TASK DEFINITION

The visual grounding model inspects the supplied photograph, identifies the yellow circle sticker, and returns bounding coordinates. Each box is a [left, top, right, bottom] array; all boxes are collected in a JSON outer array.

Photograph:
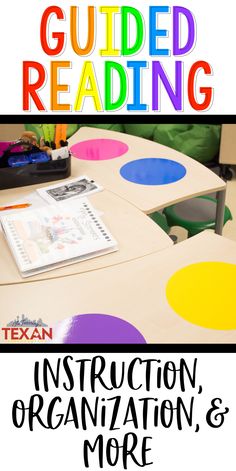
[[166, 262, 236, 330]]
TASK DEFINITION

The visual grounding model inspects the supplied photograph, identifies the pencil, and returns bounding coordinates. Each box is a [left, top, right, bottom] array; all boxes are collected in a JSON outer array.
[[0, 203, 31, 211]]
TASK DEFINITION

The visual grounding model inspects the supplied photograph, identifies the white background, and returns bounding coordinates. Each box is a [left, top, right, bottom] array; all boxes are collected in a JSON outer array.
[[0, 352, 235, 470], [0, 0, 235, 114]]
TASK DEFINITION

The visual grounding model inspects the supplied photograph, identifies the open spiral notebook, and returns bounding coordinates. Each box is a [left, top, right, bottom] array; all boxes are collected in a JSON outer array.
[[0, 198, 118, 277]]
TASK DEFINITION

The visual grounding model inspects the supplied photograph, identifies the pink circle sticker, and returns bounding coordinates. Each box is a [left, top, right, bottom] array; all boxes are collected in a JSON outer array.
[[70, 138, 129, 161]]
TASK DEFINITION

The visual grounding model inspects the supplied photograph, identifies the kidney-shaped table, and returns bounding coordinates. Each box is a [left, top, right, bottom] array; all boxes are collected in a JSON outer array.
[[0, 128, 233, 344], [0, 232, 236, 343], [69, 127, 226, 234]]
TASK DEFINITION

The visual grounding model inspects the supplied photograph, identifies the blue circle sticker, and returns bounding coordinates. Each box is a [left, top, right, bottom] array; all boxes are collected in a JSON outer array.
[[120, 158, 187, 185]]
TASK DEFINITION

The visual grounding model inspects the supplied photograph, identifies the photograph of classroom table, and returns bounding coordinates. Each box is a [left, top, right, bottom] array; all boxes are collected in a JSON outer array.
[[0, 123, 235, 343], [69, 127, 226, 233]]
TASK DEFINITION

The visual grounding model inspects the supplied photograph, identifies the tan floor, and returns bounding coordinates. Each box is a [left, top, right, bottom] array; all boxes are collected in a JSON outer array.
[[170, 166, 236, 243]]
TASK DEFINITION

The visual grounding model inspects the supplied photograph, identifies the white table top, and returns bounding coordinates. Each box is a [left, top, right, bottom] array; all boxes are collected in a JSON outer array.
[[68, 127, 226, 214], [1, 232, 236, 343]]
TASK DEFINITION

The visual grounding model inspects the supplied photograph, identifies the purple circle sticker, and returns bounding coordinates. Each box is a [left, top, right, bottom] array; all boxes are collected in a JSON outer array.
[[52, 313, 146, 344], [70, 139, 129, 161]]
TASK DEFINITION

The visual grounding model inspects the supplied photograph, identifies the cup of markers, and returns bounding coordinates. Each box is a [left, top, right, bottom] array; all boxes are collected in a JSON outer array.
[[0, 138, 71, 190]]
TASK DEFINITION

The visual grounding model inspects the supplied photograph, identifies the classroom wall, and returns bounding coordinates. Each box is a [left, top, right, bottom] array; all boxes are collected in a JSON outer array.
[[219, 124, 236, 165], [0, 124, 24, 140]]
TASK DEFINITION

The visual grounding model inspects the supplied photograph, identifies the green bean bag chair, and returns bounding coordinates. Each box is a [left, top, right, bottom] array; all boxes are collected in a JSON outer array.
[[153, 124, 221, 164], [25, 123, 221, 164], [123, 124, 221, 164]]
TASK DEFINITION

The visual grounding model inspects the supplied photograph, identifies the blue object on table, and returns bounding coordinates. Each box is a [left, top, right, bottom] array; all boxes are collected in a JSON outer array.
[[8, 155, 31, 167], [8, 151, 50, 167], [120, 158, 187, 185], [30, 152, 50, 163]]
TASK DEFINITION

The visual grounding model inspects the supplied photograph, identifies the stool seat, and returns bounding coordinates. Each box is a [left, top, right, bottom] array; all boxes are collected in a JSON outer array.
[[149, 211, 170, 234], [163, 196, 232, 237]]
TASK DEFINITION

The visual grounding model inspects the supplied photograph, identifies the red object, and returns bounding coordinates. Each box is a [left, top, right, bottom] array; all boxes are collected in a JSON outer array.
[[0, 203, 31, 211]]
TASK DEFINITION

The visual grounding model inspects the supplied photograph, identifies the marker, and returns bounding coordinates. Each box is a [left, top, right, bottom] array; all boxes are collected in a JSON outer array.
[[55, 124, 68, 149], [0, 203, 31, 211]]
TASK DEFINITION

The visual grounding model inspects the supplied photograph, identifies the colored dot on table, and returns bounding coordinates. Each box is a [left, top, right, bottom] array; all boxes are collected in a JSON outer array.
[[70, 139, 129, 161], [166, 262, 236, 330], [120, 158, 186, 185], [52, 313, 146, 344]]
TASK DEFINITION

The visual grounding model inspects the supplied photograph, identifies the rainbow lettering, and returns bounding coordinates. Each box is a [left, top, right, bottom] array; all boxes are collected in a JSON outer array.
[[22, 5, 213, 112]]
